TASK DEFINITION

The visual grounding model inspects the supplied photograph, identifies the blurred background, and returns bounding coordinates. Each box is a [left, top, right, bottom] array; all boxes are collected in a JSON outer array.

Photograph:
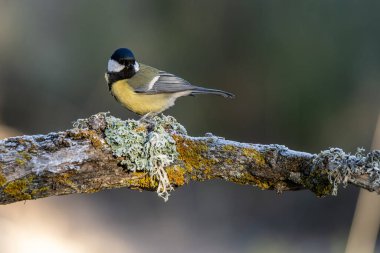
[[0, 1, 379, 252]]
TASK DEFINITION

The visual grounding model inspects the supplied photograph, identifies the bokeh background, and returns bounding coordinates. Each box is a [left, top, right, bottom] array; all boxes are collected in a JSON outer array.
[[0, 1, 379, 252]]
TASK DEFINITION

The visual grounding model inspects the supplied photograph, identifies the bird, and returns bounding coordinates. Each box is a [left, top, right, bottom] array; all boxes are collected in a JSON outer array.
[[105, 48, 235, 120]]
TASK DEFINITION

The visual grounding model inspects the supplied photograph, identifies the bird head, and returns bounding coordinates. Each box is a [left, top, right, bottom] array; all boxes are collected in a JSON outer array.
[[107, 48, 140, 78]]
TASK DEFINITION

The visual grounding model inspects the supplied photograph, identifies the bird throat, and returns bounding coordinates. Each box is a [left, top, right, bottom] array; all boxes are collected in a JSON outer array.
[[106, 67, 136, 90]]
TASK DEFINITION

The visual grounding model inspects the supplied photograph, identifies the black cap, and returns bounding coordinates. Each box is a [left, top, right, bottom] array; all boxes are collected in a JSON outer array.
[[110, 48, 135, 62]]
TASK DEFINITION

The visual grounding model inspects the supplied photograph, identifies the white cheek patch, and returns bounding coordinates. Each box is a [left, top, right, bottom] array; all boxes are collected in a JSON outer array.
[[107, 59, 125, 73], [147, 76, 160, 90], [134, 61, 140, 72]]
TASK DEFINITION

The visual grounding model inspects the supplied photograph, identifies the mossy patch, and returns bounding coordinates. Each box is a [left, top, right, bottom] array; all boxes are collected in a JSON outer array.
[[3, 176, 34, 201], [104, 115, 186, 201], [166, 165, 186, 186], [14, 151, 33, 166], [231, 172, 273, 190], [302, 169, 334, 197], [173, 135, 214, 174], [19, 151, 32, 161], [31, 186, 50, 197], [15, 158, 26, 166], [222, 145, 237, 152], [89, 134, 103, 149], [242, 148, 266, 167], [129, 172, 158, 190], [0, 172, 7, 187], [54, 172, 78, 190], [69, 129, 104, 149]]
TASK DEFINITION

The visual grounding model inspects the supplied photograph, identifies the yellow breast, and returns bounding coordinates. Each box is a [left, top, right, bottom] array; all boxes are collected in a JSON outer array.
[[111, 80, 177, 115]]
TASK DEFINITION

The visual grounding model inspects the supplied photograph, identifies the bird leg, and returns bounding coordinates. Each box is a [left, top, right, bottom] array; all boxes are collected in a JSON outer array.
[[139, 112, 154, 122], [139, 112, 160, 131]]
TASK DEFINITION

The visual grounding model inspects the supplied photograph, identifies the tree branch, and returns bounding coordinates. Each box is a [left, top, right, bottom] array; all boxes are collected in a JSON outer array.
[[0, 113, 379, 204]]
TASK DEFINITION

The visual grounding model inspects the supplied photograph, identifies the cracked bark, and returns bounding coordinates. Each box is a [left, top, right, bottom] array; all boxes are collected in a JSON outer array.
[[0, 113, 379, 205]]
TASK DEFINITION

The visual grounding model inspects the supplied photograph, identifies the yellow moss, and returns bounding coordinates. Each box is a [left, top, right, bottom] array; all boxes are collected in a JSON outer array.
[[254, 180, 272, 190], [54, 172, 78, 190], [89, 135, 103, 149], [69, 130, 88, 140], [230, 172, 273, 190], [172, 136, 272, 188], [202, 167, 213, 180], [134, 125, 147, 133], [0, 172, 7, 187], [70, 129, 104, 149], [129, 172, 158, 189], [166, 165, 186, 186], [3, 176, 34, 201], [15, 158, 26, 166], [222, 145, 237, 152], [31, 186, 50, 197], [15, 151, 33, 166], [242, 148, 266, 166], [173, 135, 215, 175], [225, 158, 235, 165], [17, 139, 26, 145], [19, 151, 32, 161], [85, 187, 102, 194], [222, 145, 236, 165]]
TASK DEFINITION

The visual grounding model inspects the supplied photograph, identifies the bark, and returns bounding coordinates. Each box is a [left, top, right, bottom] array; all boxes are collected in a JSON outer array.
[[0, 113, 379, 205]]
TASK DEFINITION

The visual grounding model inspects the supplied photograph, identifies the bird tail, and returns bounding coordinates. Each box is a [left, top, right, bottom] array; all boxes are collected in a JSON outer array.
[[191, 87, 235, 98]]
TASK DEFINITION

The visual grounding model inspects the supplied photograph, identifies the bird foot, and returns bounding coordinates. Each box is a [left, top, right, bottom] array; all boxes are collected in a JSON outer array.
[[139, 113, 158, 131]]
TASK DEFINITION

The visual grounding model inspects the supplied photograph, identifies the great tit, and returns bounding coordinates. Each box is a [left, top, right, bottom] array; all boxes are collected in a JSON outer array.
[[105, 48, 235, 119]]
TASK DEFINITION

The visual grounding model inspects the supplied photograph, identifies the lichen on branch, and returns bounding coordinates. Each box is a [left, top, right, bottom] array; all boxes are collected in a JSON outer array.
[[94, 114, 185, 200], [0, 113, 379, 205]]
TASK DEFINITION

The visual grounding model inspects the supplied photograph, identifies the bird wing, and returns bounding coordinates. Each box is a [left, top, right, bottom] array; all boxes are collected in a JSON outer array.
[[129, 64, 195, 94], [143, 71, 196, 94]]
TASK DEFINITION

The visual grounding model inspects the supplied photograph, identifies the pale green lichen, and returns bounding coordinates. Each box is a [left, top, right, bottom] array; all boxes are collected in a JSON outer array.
[[310, 147, 380, 196], [104, 115, 186, 201]]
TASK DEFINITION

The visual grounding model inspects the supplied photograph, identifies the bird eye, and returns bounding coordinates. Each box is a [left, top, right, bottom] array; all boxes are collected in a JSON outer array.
[[120, 58, 132, 65]]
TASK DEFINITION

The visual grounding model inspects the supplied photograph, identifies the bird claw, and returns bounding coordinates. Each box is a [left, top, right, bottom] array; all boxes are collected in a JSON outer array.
[[139, 112, 154, 122], [139, 113, 158, 130]]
